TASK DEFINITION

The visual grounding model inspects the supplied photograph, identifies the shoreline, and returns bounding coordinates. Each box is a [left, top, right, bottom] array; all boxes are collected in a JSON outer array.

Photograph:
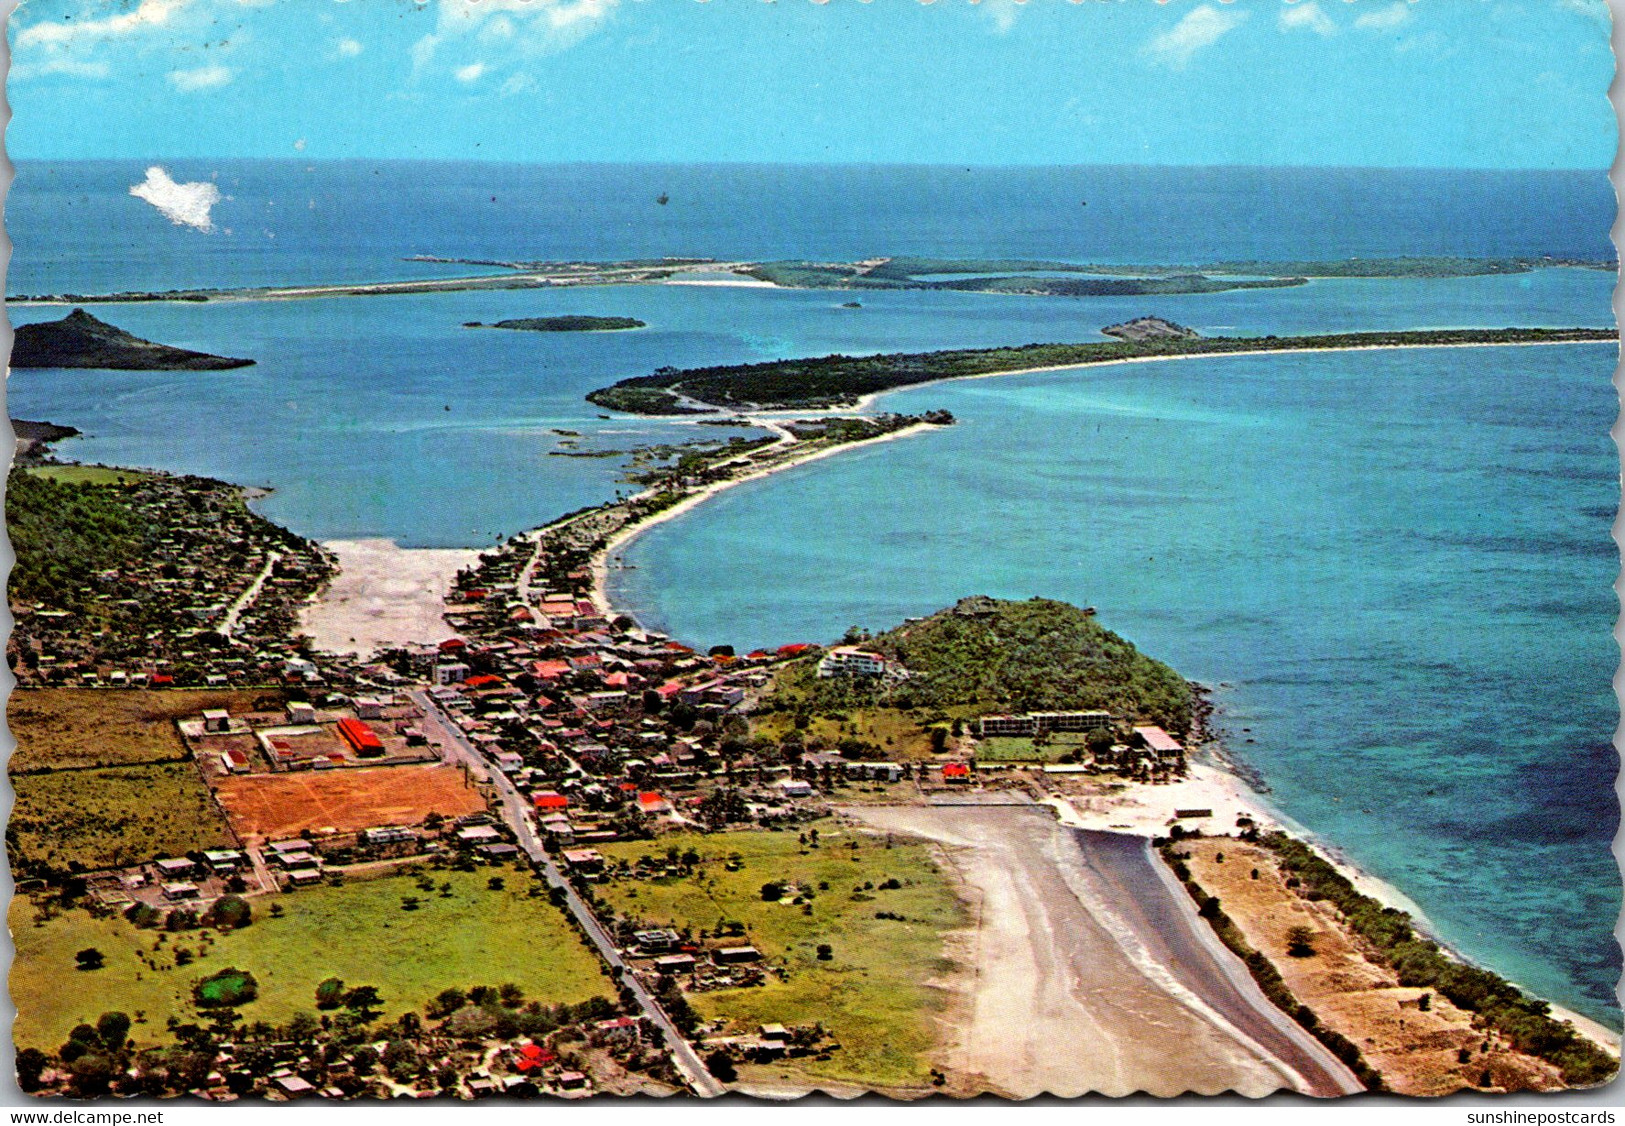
[[586, 420, 944, 619], [844, 336, 1617, 414], [1043, 762, 1621, 1054]]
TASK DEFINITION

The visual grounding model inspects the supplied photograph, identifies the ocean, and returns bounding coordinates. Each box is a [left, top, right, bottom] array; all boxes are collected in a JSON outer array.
[[5, 160, 1619, 1024]]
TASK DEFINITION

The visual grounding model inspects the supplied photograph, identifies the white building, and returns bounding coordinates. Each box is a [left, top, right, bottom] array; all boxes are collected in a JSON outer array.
[[816, 646, 887, 679]]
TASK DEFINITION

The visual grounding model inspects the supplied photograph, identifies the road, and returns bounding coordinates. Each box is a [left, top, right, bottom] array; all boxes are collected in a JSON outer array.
[[218, 551, 281, 638], [407, 690, 725, 1098], [1070, 828, 1365, 1097]]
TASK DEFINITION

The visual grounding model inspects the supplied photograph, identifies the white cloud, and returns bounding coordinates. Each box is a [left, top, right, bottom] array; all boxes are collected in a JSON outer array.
[[337, 37, 364, 57], [10, 57, 112, 81], [168, 63, 234, 91], [974, 0, 1025, 35], [129, 167, 222, 232], [1354, 1, 1415, 31], [411, 0, 619, 83], [1143, 4, 1248, 69], [455, 61, 487, 83], [1280, 2, 1337, 36], [15, 0, 193, 49]]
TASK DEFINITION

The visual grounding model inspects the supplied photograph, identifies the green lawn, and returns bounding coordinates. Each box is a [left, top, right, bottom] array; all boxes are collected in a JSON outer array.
[[595, 822, 965, 1090], [11, 866, 613, 1052], [26, 465, 156, 486], [973, 733, 1091, 763], [10, 762, 237, 873]]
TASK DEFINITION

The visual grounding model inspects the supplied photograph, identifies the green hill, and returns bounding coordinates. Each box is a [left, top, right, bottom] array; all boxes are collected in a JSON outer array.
[[871, 597, 1194, 735]]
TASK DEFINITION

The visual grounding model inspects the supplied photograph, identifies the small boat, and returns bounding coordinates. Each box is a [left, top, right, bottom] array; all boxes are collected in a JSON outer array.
[[657, 193, 669, 206]]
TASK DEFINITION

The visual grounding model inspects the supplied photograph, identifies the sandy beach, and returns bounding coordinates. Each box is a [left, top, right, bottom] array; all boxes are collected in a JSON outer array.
[[300, 538, 480, 657], [842, 804, 1358, 1097]]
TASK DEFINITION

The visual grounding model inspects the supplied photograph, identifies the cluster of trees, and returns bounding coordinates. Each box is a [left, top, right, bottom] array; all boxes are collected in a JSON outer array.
[[1261, 833, 1617, 1087], [6, 468, 149, 610], [17, 1011, 135, 1095]]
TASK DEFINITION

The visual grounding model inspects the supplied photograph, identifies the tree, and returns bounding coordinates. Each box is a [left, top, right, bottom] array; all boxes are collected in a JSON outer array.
[[1286, 925, 1317, 958], [75, 947, 105, 971], [315, 977, 347, 1010], [760, 881, 786, 902], [96, 1011, 131, 1052], [15, 1047, 50, 1092], [286, 1012, 321, 1042], [499, 983, 524, 1007], [816, 944, 833, 961], [382, 1039, 419, 1082], [343, 985, 384, 1019], [487, 876, 506, 891], [206, 894, 252, 930], [705, 1050, 738, 1083]]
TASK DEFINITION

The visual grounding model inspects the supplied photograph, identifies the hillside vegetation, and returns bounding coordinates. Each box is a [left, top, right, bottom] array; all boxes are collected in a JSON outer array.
[[763, 597, 1194, 738], [7, 469, 150, 609]]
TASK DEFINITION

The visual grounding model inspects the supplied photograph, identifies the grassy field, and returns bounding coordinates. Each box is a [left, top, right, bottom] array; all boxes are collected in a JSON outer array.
[[595, 821, 965, 1090], [973, 733, 1091, 763], [10, 762, 236, 873], [749, 704, 953, 762], [25, 465, 157, 486], [9, 688, 289, 772], [11, 866, 614, 1052]]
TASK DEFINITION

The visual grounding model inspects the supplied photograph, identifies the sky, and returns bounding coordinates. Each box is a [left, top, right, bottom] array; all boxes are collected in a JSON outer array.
[[5, 0, 1617, 168]]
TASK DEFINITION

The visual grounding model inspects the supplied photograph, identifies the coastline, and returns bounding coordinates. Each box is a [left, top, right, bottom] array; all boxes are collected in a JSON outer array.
[[844, 336, 1618, 414], [586, 420, 944, 619]]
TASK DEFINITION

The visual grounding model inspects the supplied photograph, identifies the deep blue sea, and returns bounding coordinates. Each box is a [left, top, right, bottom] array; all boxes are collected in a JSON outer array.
[[6, 161, 1619, 1025]]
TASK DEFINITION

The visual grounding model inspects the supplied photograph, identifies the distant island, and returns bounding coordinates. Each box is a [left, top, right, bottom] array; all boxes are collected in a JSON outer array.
[[10, 255, 1614, 308], [587, 325, 1618, 414], [10, 309, 253, 371], [463, 316, 646, 332]]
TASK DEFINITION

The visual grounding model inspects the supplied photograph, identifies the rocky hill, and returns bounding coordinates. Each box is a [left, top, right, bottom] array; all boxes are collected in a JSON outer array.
[[10, 309, 253, 370]]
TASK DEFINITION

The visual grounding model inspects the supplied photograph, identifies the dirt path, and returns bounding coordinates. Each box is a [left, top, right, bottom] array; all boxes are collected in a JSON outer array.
[[842, 804, 1345, 1097]]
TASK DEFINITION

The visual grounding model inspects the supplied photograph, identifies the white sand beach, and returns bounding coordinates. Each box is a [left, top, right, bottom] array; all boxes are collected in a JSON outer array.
[[300, 538, 480, 657]]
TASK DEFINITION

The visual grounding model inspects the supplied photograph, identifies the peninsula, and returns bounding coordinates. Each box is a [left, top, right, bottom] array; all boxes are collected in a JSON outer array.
[[585, 326, 1618, 414], [10, 309, 254, 371]]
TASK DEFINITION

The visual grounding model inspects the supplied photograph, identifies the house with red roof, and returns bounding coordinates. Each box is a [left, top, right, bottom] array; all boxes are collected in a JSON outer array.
[[637, 792, 672, 815], [942, 762, 971, 783], [532, 791, 569, 812]]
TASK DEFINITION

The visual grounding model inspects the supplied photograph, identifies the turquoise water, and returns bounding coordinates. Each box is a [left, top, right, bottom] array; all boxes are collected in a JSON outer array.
[[7, 160, 1618, 1025], [611, 343, 1623, 1025]]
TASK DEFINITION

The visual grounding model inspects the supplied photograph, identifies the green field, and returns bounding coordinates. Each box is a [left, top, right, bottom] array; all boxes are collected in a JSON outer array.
[[10, 762, 236, 874], [595, 822, 965, 1090], [11, 866, 614, 1052], [9, 688, 288, 772], [25, 464, 156, 486], [974, 733, 1092, 763]]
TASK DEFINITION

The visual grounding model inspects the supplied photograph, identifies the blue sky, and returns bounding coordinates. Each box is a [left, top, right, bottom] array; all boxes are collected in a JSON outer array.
[[7, 0, 1616, 168]]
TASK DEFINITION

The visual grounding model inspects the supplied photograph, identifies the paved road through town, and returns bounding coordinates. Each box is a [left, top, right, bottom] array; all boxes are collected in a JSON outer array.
[[407, 690, 725, 1098]]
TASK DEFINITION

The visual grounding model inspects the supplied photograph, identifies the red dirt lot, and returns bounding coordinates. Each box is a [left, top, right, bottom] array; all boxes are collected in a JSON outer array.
[[213, 764, 485, 844]]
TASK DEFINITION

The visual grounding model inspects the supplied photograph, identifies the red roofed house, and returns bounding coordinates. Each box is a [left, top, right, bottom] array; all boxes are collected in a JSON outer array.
[[942, 762, 971, 783], [637, 792, 672, 815], [463, 674, 504, 690], [777, 643, 814, 657], [513, 1043, 556, 1073], [336, 717, 385, 757], [1133, 725, 1185, 757], [532, 790, 569, 812], [438, 638, 467, 652], [532, 660, 572, 681]]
